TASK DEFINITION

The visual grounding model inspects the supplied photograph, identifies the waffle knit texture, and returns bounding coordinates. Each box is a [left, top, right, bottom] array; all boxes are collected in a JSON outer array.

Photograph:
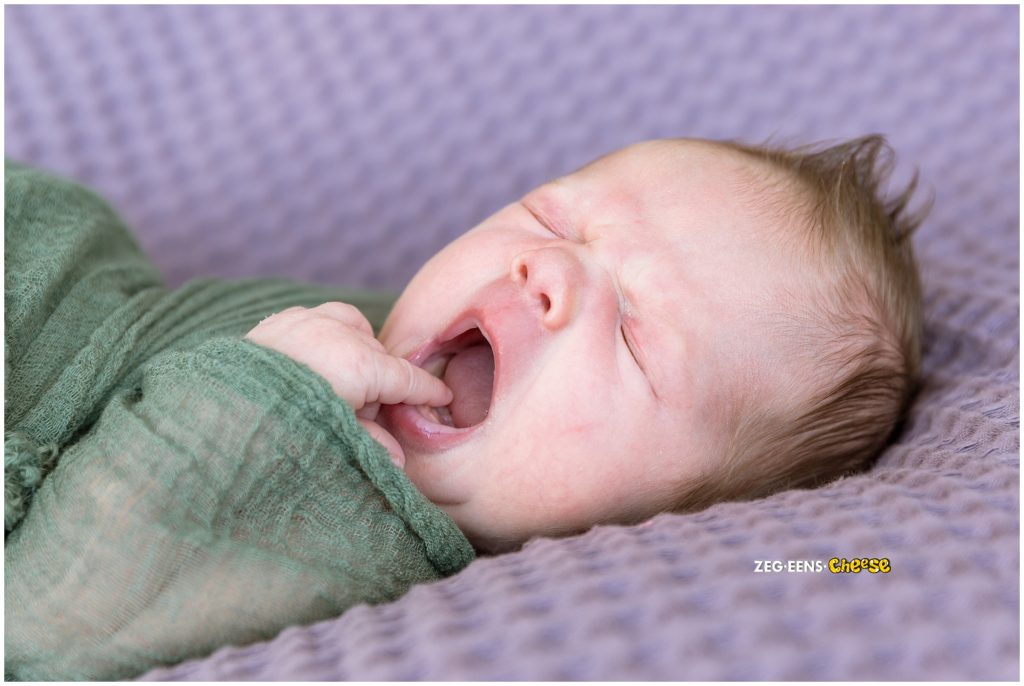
[[4, 6, 1018, 679], [3, 161, 475, 681]]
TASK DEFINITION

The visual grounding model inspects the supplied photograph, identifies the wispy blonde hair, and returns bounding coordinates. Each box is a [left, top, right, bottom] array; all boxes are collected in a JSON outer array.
[[675, 134, 930, 512]]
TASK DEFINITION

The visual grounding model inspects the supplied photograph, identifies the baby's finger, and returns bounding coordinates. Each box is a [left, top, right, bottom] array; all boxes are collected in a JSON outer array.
[[310, 302, 374, 337], [356, 402, 381, 421], [375, 356, 453, 408]]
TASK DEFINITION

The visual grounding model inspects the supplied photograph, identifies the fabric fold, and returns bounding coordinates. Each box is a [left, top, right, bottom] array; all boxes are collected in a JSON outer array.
[[4, 161, 474, 681]]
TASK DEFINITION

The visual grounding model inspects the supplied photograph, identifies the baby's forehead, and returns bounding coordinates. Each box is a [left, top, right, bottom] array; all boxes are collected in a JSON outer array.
[[595, 138, 763, 174], [573, 139, 797, 213]]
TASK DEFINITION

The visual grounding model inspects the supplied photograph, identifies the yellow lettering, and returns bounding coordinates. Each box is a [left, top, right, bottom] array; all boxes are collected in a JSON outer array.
[[828, 556, 892, 574]]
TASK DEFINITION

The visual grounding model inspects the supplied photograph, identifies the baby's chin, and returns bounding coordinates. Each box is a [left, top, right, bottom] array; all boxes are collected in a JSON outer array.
[[387, 435, 472, 508], [405, 469, 516, 554], [445, 510, 528, 555]]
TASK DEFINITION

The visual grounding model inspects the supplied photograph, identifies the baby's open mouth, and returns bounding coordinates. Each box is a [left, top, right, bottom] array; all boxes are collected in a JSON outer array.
[[418, 327, 495, 429]]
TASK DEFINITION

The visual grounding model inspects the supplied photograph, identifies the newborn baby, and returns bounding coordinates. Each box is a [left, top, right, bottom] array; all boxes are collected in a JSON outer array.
[[247, 135, 926, 553], [5, 135, 924, 680]]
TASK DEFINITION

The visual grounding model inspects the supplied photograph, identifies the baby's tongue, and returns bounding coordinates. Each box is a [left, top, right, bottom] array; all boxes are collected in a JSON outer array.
[[442, 343, 494, 428]]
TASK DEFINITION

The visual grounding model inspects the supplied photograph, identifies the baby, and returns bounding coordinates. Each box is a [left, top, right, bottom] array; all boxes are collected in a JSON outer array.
[[247, 135, 926, 553], [5, 136, 925, 680]]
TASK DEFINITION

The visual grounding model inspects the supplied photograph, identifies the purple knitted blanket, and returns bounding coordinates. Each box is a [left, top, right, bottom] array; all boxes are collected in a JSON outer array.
[[5, 4, 1018, 679]]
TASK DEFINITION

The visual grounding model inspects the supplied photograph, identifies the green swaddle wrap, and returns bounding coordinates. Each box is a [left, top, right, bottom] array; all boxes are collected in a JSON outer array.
[[4, 161, 475, 680]]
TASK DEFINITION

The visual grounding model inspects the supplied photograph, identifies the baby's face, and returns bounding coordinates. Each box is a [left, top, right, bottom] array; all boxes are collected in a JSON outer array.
[[378, 139, 813, 552]]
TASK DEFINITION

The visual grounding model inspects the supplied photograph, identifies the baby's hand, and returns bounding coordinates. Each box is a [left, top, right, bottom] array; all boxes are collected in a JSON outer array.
[[245, 302, 451, 467]]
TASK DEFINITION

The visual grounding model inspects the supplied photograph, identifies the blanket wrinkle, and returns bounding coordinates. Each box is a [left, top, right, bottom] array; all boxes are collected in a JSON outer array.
[[4, 431, 59, 532]]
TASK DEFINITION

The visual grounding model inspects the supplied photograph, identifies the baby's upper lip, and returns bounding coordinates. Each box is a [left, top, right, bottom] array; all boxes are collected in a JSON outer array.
[[407, 310, 496, 370], [405, 277, 537, 413]]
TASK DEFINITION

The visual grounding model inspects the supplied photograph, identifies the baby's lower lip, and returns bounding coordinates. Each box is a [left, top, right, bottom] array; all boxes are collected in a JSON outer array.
[[378, 403, 481, 454]]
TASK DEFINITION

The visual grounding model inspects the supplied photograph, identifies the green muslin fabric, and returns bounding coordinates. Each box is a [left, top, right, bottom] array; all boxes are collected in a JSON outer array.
[[4, 161, 475, 681]]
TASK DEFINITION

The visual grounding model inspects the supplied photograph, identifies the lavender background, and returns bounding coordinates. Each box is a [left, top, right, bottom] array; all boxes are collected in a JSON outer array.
[[6, 4, 1019, 680]]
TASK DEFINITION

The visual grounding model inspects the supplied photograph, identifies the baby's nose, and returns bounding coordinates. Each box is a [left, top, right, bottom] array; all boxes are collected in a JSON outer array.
[[510, 247, 580, 330]]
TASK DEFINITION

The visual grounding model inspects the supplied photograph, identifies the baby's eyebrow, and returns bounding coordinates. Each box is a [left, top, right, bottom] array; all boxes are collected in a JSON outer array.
[[522, 188, 573, 238]]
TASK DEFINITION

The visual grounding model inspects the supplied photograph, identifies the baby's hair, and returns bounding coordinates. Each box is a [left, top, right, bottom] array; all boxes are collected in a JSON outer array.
[[675, 134, 931, 512]]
